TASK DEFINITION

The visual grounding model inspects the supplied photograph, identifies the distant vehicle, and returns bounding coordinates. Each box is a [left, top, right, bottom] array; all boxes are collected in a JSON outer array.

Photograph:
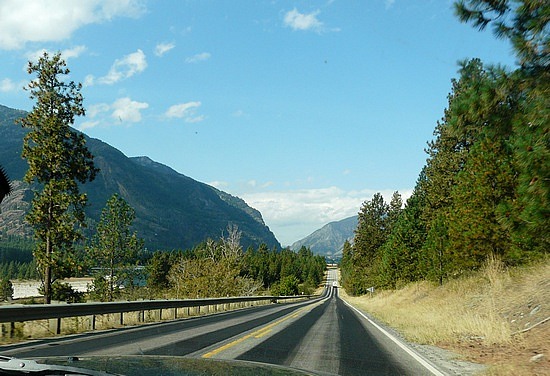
[[332, 281, 338, 288]]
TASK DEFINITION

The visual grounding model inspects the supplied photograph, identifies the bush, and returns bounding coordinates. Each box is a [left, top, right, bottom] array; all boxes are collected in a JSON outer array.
[[39, 281, 85, 303], [271, 275, 299, 296], [0, 277, 13, 301]]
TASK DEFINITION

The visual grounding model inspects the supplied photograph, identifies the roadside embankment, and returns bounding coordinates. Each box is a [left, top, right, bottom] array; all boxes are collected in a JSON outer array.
[[340, 257, 549, 375]]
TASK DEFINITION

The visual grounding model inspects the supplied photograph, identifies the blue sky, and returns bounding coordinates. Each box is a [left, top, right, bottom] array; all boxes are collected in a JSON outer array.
[[0, 0, 516, 245]]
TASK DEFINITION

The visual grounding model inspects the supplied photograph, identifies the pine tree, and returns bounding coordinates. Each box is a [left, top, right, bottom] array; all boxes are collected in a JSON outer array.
[[350, 193, 389, 291], [146, 251, 173, 290], [20, 52, 97, 304], [444, 63, 518, 269], [0, 277, 13, 301], [379, 176, 428, 288], [448, 138, 516, 268], [454, 0, 549, 69], [455, 0, 549, 259], [508, 70, 550, 255], [88, 194, 142, 301], [387, 191, 403, 233], [421, 59, 504, 277]]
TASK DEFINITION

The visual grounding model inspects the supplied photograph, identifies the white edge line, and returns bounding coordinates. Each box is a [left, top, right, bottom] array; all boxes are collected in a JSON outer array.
[[341, 299, 446, 376]]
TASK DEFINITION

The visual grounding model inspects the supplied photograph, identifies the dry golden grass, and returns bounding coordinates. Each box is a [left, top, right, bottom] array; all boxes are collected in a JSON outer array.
[[340, 257, 549, 375]]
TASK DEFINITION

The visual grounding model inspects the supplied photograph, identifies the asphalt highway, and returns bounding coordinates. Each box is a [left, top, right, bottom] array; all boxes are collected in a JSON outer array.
[[0, 269, 444, 375]]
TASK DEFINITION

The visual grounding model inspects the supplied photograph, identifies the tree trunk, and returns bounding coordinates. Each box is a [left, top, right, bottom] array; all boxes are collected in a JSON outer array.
[[44, 198, 53, 304], [109, 257, 114, 302], [45, 236, 52, 304]]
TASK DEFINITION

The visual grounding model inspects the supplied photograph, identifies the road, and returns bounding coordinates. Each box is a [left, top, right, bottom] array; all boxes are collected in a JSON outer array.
[[0, 269, 443, 375]]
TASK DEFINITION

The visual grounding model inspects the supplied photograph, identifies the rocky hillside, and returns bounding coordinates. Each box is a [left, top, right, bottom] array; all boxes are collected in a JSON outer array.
[[0, 104, 280, 250], [291, 216, 357, 259]]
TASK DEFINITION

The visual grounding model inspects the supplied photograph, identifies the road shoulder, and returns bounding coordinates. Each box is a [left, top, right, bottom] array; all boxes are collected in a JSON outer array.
[[338, 290, 486, 376]]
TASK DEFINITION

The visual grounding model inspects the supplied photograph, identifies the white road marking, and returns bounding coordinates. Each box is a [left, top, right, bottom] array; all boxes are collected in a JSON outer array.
[[341, 298, 446, 376]]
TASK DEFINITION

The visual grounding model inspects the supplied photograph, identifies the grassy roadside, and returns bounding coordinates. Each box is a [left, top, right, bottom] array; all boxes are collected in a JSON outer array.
[[339, 257, 549, 375]]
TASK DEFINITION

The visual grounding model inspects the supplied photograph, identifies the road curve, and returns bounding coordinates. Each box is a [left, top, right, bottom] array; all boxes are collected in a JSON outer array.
[[0, 269, 443, 375]]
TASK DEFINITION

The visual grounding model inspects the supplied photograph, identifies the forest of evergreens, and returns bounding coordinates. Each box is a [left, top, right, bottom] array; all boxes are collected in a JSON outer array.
[[146, 227, 326, 299], [341, 1, 548, 294], [0, 222, 325, 301], [0, 235, 38, 279]]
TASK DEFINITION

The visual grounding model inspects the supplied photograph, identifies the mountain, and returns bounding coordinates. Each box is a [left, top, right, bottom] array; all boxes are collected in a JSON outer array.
[[0, 104, 280, 250], [291, 216, 357, 259]]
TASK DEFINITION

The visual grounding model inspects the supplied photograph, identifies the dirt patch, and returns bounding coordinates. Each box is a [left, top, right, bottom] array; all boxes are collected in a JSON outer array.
[[442, 325, 549, 376]]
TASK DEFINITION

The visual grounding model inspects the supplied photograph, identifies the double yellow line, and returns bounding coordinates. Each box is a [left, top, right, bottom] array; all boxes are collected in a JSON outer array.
[[202, 301, 322, 359]]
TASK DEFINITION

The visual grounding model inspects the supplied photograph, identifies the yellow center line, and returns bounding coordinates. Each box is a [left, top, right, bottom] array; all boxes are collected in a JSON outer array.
[[254, 328, 272, 338], [202, 300, 325, 359]]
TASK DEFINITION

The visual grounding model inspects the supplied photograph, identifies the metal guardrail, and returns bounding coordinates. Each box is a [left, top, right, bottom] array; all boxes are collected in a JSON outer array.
[[0, 295, 314, 336]]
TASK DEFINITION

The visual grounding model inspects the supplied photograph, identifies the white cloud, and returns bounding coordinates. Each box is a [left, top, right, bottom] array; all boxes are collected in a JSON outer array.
[[185, 52, 211, 64], [87, 103, 110, 118], [97, 49, 147, 85], [165, 101, 204, 123], [0, 0, 145, 50], [62, 45, 87, 59], [26, 45, 87, 63], [385, 0, 396, 10], [185, 115, 205, 123], [283, 8, 323, 32], [78, 120, 100, 130], [76, 97, 148, 130], [111, 97, 148, 122], [84, 74, 96, 87], [232, 109, 251, 118], [241, 187, 412, 246], [209, 181, 229, 189], [0, 78, 17, 92], [154, 42, 175, 57]]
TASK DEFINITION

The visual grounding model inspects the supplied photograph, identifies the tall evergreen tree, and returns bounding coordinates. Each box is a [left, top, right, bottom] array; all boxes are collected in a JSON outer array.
[[379, 176, 428, 288], [421, 59, 509, 277], [454, 0, 549, 69], [349, 193, 389, 292], [444, 63, 518, 268], [19, 52, 97, 304], [88, 194, 143, 302], [387, 191, 403, 233], [508, 70, 550, 255], [455, 0, 549, 258]]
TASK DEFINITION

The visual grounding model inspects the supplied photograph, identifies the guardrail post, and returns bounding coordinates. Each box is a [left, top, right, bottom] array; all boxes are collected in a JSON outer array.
[[0, 295, 318, 341], [1, 322, 15, 338]]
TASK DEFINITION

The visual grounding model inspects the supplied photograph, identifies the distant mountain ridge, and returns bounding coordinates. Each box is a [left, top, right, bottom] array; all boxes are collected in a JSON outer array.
[[291, 216, 357, 259], [0, 104, 280, 250]]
